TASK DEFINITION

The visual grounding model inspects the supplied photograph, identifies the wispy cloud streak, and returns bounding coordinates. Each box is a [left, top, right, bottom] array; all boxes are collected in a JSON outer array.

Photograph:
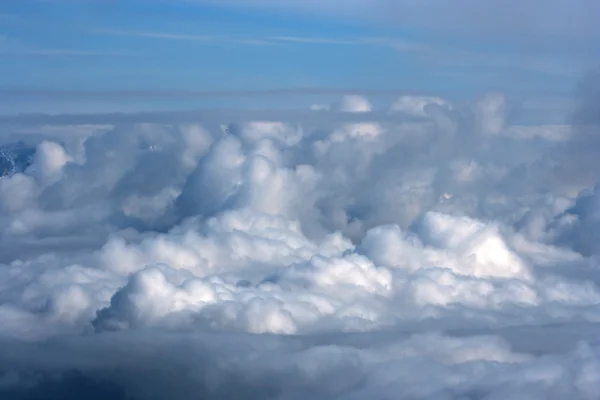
[[90, 28, 586, 77], [95, 29, 274, 46]]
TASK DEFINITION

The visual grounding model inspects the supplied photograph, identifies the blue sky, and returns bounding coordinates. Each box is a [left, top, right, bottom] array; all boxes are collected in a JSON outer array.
[[1, 0, 598, 116]]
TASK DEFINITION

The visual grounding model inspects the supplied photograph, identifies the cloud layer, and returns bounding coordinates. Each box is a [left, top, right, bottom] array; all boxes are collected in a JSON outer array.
[[0, 89, 599, 399]]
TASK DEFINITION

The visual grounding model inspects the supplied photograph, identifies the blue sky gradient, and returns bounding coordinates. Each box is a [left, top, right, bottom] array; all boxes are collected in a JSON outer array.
[[1, 0, 598, 116]]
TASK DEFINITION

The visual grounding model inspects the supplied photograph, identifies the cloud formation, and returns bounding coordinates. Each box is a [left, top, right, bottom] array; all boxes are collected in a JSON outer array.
[[0, 89, 599, 399]]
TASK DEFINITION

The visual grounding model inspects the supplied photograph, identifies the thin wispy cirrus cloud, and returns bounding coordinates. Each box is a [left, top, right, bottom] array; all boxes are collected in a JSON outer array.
[[188, 0, 599, 76], [94, 28, 274, 46], [204, 0, 600, 39], [94, 28, 388, 47], [91, 27, 589, 79], [1, 2, 600, 399]]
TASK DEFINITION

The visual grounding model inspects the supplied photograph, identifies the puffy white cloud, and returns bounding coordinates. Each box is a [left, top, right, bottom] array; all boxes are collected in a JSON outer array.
[[361, 212, 532, 280], [0, 89, 599, 398], [31, 141, 72, 184]]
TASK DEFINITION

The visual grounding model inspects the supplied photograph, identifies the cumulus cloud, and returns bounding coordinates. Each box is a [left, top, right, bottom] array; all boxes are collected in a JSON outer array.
[[0, 85, 599, 398]]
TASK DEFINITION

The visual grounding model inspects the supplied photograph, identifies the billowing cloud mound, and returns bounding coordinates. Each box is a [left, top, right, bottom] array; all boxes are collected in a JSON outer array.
[[0, 92, 599, 399]]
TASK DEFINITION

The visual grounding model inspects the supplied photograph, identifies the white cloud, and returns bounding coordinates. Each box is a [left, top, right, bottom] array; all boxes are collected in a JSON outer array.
[[0, 88, 599, 398]]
